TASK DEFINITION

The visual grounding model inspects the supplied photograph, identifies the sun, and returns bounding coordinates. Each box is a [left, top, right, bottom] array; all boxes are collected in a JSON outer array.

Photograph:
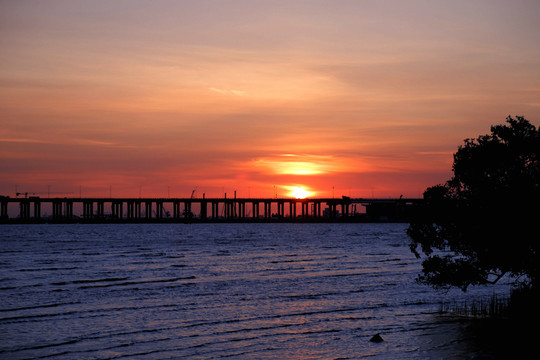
[[288, 186, 313, 199]]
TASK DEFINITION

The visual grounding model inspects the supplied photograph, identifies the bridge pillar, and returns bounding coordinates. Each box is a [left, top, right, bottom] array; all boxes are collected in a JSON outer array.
[[111, 201, 123, 219], [250, 202, 255, 218], [127, 201, 135, 219], [52, 201, 62, 220], [231, 201, 236, 218], [33, 200, 41, 219], [135, 201, 141, 218], [1, 199, 8, 219], [96, 202, 104, 219], [145, 202, 152, 219], [173, 201, 179, 219], [290, 202, 296, 219], [183, 201, 191, 218], [154, 201, 162, 219], [264, 201, 269, 218], [64, 201, 73, 219], [341, 203, 349, 217], [83, 201, 93, 219], [211, 201, 218, 219], [200, 200, 207, 220], [19, 200, 30, 220], [225, 201, 232, 219], [25, 200, 31, 219]]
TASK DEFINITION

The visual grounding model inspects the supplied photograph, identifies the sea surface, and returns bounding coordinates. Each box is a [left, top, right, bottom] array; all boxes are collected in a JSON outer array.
[[0, 223, 513, 359]]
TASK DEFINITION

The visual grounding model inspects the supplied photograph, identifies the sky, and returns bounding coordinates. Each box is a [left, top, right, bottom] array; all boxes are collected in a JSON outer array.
[[1, 0, 539, 199]]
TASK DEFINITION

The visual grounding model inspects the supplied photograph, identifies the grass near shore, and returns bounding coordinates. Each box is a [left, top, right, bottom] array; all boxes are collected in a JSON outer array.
[[439, 294, 509, 318], [438, 287, 539, 358], [439, 286, 539, 319]]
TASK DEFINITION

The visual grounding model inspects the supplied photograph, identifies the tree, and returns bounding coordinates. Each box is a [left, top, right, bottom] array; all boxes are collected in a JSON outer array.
[[407, 116, 540, 292]]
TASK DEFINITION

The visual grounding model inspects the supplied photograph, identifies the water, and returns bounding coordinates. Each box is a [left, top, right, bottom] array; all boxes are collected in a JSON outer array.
[[0, 223, 512, 359]]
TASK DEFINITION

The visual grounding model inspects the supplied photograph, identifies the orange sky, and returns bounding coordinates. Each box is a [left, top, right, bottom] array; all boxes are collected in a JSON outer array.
[[1, 0, 539, 199]]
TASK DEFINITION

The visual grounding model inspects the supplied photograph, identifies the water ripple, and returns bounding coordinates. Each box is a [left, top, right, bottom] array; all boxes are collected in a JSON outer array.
[[0, 223, 513, 359]]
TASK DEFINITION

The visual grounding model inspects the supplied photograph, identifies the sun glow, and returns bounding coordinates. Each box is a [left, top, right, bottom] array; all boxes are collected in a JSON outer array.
[[253, 154, 345, 176], [288, 186, 313, 199]]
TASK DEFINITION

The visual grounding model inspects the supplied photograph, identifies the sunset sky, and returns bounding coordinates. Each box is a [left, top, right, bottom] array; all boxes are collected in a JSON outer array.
[[1, 0, 539, 199]]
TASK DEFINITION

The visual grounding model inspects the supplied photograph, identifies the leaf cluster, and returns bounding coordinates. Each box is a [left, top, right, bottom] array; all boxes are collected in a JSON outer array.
[[408, 116, 540, 291]]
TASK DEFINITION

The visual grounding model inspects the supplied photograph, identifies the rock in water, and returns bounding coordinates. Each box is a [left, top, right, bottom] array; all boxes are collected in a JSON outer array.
[[370, 333, 384, 343]]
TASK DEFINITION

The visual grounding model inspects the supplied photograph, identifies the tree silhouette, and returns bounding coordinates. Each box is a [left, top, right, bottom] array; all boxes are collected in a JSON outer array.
[[408, 116, 540, 292]]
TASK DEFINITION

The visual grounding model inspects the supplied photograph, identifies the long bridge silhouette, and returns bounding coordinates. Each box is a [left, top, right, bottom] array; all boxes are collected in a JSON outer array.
[[0, 195, 422, 223]]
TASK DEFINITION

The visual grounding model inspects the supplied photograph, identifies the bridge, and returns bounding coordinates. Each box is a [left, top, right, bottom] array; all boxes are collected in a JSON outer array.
[[0, 195, 422, 223]]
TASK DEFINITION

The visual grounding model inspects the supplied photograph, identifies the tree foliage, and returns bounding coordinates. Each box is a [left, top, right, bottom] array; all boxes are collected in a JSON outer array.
[[407, 116, 540, 291]]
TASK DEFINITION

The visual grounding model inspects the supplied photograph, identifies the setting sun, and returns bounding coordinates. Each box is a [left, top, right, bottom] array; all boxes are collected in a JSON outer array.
[[288, 186, 313, 199]]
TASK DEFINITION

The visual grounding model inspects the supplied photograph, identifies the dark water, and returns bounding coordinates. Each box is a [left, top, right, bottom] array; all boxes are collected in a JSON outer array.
[[0, 223, 512, 359]]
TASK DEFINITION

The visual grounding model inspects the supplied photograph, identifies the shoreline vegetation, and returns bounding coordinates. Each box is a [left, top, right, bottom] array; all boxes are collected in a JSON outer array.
[[408, 118, 540, 306], [440, 286, 539, 320], [407, 117, 539, 357], [438, 287, 539, 358], [439, 294, 509, 319]]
